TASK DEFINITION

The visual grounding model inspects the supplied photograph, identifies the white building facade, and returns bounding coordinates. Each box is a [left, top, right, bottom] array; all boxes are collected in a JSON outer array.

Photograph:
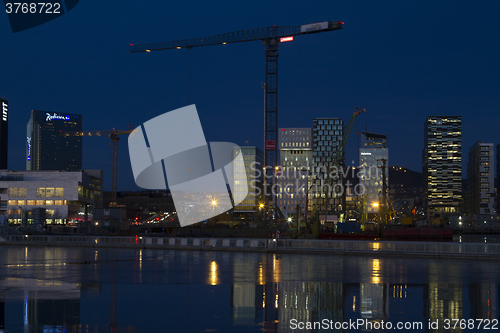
[[277, 128, 312, 218], [0, 169, 102, 225]]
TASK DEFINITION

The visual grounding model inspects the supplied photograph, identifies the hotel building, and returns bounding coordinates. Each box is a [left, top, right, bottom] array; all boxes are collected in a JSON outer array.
[[27, 110, 82, 171]]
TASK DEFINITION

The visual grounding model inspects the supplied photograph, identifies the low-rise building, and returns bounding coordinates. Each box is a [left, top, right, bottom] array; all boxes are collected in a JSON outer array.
[[0, 169, 102, 225]]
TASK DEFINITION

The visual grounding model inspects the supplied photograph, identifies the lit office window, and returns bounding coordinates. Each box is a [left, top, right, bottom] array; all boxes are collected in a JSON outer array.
[[18, 188, 27, 197], [55, 200, 64, 205], [45, 200, 54, 205], [27, 200, 35, 205], [36, 188, 46, 197], [18, 200, 26, 205], [8, 188, 17, 197], [8, 200, 17, 205], [36, 200, 45, 205], [46, 188, 55, 197]]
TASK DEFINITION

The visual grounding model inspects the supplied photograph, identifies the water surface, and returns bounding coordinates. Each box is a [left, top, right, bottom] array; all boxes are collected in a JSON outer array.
[[0, 246, 497, 332]]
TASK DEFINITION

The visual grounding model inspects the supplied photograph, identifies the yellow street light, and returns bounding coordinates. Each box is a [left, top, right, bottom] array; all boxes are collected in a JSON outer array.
[[212, 200, 217, 206], [372, 202, 379, 208]]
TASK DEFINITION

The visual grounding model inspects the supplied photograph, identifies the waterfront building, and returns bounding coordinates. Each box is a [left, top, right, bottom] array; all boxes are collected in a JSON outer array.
[[0, 169, 102, 224], [311, 118, 345, 223], [232, 146, 264, 222], [277, 128, 312, 218], [467, 142, 495, 215], [0, 99, 8, 169], [422, 116, 462, 216], [359, 132, 388, 214], [26, 110, 82, 171]]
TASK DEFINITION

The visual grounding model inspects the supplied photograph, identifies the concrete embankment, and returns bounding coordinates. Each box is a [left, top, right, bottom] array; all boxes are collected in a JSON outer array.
[[2, 235, 500, 260]]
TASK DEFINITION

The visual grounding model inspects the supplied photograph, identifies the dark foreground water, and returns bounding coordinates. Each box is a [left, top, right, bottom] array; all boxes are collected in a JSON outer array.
[[0, 246, 498, 332]]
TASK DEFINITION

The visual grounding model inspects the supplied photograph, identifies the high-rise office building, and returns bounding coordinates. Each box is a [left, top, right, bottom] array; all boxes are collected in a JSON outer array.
[[359, 132, 388, 214], [423, 116, 462, 216], [277, 128, 312, 218], [312, 118, 345, 222], [0, 99, 8, 169], [467, 142, 495, 215], [26, 110, 82, 171], [232, 146, 264, 221]]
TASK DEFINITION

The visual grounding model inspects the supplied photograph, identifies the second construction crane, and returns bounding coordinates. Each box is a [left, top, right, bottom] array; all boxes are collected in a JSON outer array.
[[61, 129, 133, 205]]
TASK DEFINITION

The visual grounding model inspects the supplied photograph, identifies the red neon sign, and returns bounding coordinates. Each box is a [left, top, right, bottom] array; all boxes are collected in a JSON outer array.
[[280, 36, 294, 43]]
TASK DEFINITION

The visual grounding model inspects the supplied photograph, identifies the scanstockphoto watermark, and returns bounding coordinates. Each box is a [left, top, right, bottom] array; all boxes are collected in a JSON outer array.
[[245, 162, 382, 197], [290, 318, 423, 331]]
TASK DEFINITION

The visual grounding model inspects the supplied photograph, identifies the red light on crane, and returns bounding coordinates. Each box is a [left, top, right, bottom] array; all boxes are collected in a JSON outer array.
[[280, 36, 294, 43], [340, 22, 344, 24], [130, 44, 134, 46]]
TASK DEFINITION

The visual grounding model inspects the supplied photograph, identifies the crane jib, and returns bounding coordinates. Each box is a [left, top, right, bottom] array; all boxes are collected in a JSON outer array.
[[129, 21, 343, 53]]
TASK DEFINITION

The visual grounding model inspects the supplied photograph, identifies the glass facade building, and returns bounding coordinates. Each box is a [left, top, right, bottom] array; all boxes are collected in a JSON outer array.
[[0, 99, 8, 169], [467, 142, 495, 215], [359, 132, 388, 214], [232, 146, 264, 220], [277, 128, 312, 217], [423, 116, 462, 216], [312, 118, 345, 222], [26, 110, 82, 171]]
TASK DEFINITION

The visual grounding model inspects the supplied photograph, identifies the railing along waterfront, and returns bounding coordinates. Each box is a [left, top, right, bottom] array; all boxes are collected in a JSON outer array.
[[4, 235, 500, 258]]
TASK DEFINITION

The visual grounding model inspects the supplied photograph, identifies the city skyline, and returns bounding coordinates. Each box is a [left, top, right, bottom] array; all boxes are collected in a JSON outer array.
[[0, 1, 499, 191]]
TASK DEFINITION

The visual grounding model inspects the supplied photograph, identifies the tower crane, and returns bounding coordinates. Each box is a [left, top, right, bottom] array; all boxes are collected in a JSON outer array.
[[129, 21, 344, 214], [60, 129, 133, 205]]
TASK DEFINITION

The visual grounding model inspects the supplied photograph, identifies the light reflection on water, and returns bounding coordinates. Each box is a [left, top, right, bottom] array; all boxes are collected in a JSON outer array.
[[0, 246, 497, 332]]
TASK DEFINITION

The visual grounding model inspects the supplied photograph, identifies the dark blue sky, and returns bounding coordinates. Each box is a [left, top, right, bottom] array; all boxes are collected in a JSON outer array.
[[1, 0, 499, 191]]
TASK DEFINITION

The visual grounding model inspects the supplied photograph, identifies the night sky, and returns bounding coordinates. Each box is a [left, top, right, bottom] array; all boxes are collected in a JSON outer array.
[[1, 0, 499, 191]]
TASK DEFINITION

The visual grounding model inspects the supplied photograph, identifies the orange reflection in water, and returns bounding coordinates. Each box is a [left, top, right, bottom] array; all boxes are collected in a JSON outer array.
[[371, 258, 380, 284], [210, 261, 219, 285]]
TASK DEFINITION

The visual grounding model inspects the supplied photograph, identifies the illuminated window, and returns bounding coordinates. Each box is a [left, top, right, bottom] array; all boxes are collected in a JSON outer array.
[[18, 200, 26, 205], [36, 200, 45, 205], [46, 188, 55, 197], [18, 188, 27, 197], [45, 200, 54, 205], [8, 200, 17, 205], [55, 200, 63, 205], [36, 188, 46, 197], [27, 200, 35, 205], [8, 188, 17, 197]]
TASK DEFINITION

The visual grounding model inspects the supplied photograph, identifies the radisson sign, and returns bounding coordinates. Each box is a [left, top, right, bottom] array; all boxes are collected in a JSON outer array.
[[45, 112, 70, 122], [27, 137, 31, 161]]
